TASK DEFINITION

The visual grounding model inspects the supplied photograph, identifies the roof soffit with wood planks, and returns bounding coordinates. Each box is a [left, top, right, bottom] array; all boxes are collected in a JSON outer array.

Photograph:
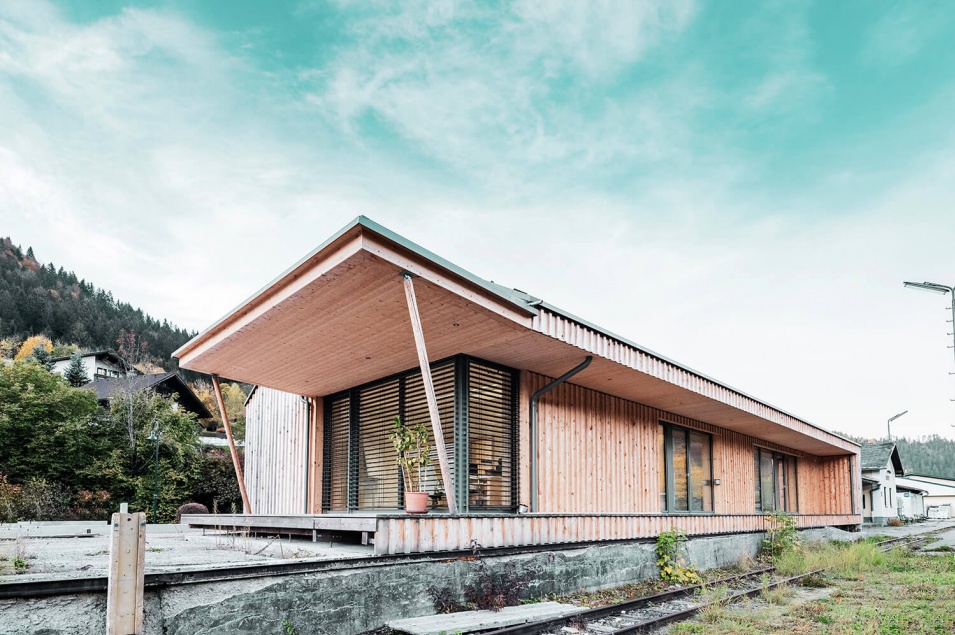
[[175, 217, 858, 457]]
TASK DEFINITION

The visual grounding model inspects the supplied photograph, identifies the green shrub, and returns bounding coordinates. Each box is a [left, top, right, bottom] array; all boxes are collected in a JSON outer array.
[[656, 528, 700, 585], [762, 510, 800, 560]]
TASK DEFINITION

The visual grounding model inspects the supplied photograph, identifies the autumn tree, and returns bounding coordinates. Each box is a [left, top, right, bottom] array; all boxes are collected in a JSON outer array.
[[191, 379, 247, 441], [15, 335, 53, 360], [0, 339, 17, 359], [64, 352, 90, 387]]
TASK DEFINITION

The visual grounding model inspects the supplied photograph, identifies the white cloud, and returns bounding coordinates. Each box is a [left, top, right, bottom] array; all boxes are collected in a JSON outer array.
[[863, 4, 953, 67], [1, 0, 954, 444], [307, 0, 698, 188]]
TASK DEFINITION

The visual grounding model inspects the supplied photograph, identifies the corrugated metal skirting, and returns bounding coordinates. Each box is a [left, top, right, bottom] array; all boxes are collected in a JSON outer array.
[[245, 387, 309, 514], [375, 513, 862, 555]]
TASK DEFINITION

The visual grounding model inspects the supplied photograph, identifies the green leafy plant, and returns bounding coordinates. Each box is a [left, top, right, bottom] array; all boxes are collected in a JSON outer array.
[[12, 557, 28, 574], [389, 416, 431, 492], [282, 619, 299, 635], [763, 510, 800, 560], [656, 527, 699, 585]]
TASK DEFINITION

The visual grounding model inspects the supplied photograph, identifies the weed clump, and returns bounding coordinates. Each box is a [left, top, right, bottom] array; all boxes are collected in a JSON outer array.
[[656, 528, 700, 585], [426, 541, 534, 613]]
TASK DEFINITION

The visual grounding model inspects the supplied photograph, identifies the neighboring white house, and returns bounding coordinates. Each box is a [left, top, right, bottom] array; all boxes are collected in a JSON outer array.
[[895, 481, 927, 520], [50, 350, 128, 380], [50, 350, 212, 421], [860, 442, 903, 525], [897, 475, 955, 519]]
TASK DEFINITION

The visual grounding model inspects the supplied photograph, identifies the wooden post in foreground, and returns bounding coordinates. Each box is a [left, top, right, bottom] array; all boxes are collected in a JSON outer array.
[[106, 507, 145, 635], [212, 374, 252, 514], [402, 273, 458, 515]]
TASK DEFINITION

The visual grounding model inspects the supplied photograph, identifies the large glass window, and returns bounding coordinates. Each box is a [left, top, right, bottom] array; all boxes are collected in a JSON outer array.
[[754, 447, 798, 512], [322, 355, 517, 513], [659, 422, 713, 513]]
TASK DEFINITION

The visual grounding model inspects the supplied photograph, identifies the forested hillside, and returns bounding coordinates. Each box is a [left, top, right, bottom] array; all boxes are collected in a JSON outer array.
[[839, 432, 955, 479], [0, 237, 193, 369]]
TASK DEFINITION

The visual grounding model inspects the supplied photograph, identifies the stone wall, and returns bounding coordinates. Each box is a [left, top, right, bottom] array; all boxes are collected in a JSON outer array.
[[0, 531, 786, 635]]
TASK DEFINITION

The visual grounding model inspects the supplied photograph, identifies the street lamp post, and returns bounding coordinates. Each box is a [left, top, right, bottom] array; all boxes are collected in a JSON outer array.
[[904, 281, 955, 397], [887, 410, 907, 441], [147, 422, 161, 524]]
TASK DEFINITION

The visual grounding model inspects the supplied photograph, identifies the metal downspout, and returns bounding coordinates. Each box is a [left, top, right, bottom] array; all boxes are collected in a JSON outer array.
[[530, 356, 592, 513], [301, 396, 311, 514]]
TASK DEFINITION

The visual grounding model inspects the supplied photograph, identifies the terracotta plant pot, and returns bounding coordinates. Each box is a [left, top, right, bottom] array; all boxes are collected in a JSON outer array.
[[404, 491, 430, 514]]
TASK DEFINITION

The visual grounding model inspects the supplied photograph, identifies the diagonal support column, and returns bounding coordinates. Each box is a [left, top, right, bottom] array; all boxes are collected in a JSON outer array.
[[402, 272, 458, 515], [212, 374, 252, 514]]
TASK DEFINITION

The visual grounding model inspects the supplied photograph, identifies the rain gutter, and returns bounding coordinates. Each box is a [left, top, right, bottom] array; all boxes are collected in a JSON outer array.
[[529, 356, 592, 513]]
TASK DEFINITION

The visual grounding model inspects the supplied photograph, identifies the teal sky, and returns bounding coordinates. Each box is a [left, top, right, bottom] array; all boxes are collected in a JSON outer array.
[[2, 1, 955, 439]]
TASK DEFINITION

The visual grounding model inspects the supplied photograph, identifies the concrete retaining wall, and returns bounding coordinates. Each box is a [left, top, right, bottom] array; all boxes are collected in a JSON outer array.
[[0, 531, 774, 635]]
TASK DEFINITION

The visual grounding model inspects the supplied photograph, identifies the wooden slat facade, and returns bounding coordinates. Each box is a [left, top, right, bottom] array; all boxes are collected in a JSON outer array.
[[521, 372, 858, 518], [245, 387, 311, 515]]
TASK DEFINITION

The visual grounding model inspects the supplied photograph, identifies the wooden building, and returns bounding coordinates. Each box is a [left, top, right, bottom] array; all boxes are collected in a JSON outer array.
[[175, 217, 862, 554]]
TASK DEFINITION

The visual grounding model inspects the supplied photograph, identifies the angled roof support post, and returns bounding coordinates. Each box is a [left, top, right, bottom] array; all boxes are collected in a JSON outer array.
[[212, 374, 252, 514], [402, 272, 458, 515]]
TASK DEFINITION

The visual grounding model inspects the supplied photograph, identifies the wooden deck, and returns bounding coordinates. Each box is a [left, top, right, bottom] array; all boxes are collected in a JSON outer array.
[[185, 512, 862, 556]]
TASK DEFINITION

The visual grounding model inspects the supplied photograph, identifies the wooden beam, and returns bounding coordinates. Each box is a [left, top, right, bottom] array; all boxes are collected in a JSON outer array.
[[402, 273, 458, 515], [212, 374, 252, 513], [106, 509, 145, 635]]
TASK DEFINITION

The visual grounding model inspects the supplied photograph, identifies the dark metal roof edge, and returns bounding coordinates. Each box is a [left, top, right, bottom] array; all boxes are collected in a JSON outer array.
[[356, 216, 540, 315], [535, 300, 859, 449]]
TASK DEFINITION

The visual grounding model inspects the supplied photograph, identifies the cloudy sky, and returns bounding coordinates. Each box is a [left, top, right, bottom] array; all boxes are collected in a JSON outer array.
[[2, 0, 954, 440]]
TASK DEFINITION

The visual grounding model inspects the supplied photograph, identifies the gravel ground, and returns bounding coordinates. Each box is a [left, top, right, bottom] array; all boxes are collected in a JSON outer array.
[[0, 521, 373, 582], [4, 518, 953, 584], [857, 517, 955, 540]]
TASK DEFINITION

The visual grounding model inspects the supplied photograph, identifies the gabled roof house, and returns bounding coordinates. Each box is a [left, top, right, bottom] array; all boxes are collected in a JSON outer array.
[[859, 442, 904, 525], [174, 217, 861, 554], [50, 350, 211, 419]]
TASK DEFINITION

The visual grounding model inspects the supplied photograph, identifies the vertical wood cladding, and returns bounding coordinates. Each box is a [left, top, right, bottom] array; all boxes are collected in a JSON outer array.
[[522, 371, 857, 516], [245, 387, 310, 515]]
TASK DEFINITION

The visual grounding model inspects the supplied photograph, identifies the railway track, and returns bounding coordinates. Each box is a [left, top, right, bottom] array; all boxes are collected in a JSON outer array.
[[483, 566, 824, 635], [484, 530, 944, 635]]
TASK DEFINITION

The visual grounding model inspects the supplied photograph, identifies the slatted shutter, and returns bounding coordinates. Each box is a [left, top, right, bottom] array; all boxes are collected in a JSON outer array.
[[467, 360, 517, 510], [403, 361, 456, 510], [321, 355, 517, 513], [356, 380, 402, 509], [322, 394, 350, 511]]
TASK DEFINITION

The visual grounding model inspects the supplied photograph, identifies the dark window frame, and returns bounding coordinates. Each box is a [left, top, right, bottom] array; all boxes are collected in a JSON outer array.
[[659, 421, 714, 514], [754, 447, 799, 513]]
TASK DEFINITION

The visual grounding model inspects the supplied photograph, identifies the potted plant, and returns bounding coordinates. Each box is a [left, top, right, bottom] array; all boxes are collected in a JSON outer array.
[[390, 416, 433, 514]]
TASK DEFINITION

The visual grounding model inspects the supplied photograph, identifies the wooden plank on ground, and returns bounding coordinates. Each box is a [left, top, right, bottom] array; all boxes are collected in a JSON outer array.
[[386, 602, 587, 635]]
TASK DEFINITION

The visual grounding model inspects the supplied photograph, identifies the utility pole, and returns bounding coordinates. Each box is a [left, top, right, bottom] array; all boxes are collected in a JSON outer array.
[[903, 281, 955, 404], [887, 410, 907, 441]]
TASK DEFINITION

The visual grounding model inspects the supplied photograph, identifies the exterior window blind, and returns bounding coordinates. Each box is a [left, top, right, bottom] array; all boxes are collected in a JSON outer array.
[[356, 380, 401, 509], [467, 360, 517, 510], [322, 355, 517, 513], [322, 395, 350, 512]]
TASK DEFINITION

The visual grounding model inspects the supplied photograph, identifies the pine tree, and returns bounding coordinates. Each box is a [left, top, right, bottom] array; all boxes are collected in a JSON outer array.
[[64, 352, 90, 387], [31, 347, 54, 371]]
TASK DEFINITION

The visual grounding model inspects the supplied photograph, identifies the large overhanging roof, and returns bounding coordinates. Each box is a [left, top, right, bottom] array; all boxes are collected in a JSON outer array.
[[175, 216, 858, 457]]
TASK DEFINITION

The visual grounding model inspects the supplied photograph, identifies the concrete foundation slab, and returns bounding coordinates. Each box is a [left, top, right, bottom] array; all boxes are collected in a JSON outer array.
[[386, 602, 586, 635]]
